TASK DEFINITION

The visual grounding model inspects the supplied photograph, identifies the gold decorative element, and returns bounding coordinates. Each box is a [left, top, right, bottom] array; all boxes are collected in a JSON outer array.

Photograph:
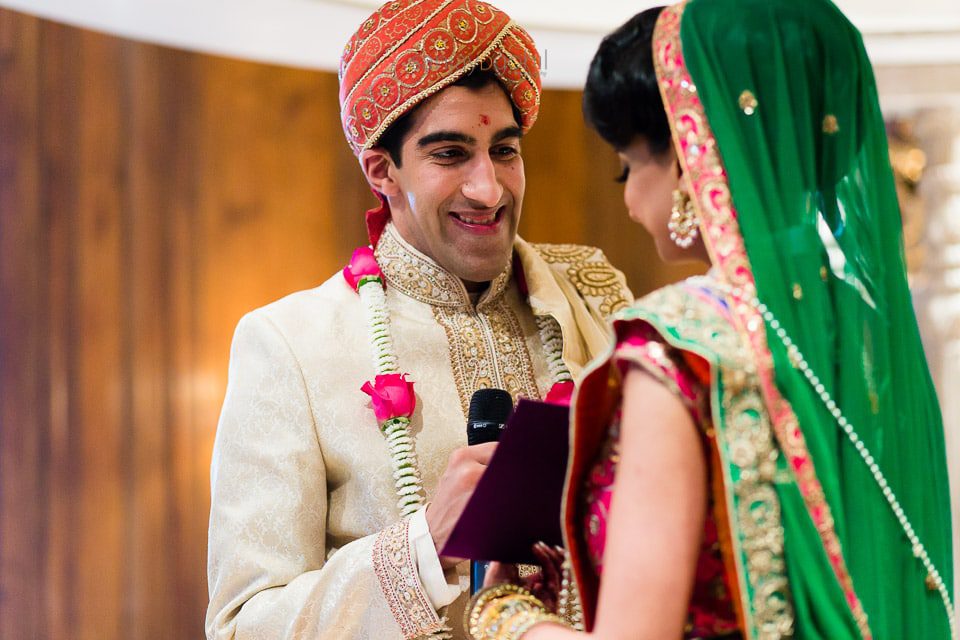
[[822, 114, 839, 134], [820, 266, 828, 282], [376, 224, 511, 307], [373, 519, 452, 639], [792, 284, 803, 300], [433, 296, 540, 416], [516, 564, 540, 579], [887, 118, 928, 281], [739, 90, 758, 115], [531, 244, 630, 316], [669, 189, 700, 248], [557, 554, 585, 630], [465, 585, 567, 639]]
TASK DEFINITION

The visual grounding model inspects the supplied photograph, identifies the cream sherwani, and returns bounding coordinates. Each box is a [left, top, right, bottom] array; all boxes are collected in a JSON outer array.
[[206, 224, 631, 639]]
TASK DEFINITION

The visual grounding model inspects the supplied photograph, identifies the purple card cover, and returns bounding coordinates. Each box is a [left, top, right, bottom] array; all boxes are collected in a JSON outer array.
[[440, 399, 569, 564]]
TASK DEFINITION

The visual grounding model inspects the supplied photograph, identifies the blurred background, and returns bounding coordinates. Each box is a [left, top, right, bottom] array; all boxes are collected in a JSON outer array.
[[0, 1, 957, 638]]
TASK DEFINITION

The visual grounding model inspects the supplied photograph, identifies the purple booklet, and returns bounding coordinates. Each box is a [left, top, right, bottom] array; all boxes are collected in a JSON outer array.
[[441, 399, 569, 564]]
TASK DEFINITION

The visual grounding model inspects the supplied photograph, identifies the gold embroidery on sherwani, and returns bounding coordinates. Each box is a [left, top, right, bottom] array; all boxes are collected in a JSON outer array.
[[531, 244, 630, 316], [373, 519, 450, 639], [375, 224, 540, 415], [376, 228, 471, 306], [434, 296, 541, 415]]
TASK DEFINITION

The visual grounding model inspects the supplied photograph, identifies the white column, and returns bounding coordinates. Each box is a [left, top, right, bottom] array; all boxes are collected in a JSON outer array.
[[912, 106, 960, 618]]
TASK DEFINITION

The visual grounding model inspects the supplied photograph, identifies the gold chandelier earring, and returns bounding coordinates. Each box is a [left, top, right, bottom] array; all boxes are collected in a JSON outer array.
[[668, 189, 699, 248]]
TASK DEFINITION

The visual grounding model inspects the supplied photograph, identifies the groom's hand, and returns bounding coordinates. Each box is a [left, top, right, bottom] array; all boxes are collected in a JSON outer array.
[[425, 442, 497, 569]]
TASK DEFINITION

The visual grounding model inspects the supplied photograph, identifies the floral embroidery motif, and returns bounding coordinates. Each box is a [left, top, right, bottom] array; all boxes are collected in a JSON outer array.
[[653, 4, 871, 637], [531, 244, 630, 316], [373, 519, 452, 639]]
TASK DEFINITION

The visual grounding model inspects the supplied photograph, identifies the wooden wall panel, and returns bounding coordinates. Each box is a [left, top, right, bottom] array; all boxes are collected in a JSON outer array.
[[0, 8, 699, 639], [0, 9, 45, 640]]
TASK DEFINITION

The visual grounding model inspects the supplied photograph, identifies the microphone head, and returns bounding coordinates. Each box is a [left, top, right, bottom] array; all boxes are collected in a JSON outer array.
[[466, 388, 513, 445]]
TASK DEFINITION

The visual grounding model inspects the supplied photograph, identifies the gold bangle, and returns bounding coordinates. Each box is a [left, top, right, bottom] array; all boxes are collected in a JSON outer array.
[[465, 584, 534, 638], [478, 595, 541, 638], [497, 609, 568, 640]]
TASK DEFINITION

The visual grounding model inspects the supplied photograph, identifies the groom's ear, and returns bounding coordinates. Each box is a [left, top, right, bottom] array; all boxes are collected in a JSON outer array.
[[360, 148, 402, 198]]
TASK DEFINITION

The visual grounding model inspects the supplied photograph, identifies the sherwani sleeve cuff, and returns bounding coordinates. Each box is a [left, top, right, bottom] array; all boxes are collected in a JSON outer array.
[[373, 518, 453, 639], [409, 506, 464, 609]]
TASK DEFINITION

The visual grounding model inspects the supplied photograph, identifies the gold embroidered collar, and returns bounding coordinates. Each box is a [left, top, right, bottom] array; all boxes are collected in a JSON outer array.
[[374, 223, 513, 310]]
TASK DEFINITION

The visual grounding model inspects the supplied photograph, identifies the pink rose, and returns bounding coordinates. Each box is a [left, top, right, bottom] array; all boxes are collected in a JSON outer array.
[[544, 380, 574, 406], [361, 373, 416, 423], [343, 246, 384, 291]]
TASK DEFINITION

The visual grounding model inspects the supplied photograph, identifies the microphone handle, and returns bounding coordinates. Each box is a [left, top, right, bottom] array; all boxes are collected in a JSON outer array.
[[464, 389, 512, 595], [470, 559, 490, 595]]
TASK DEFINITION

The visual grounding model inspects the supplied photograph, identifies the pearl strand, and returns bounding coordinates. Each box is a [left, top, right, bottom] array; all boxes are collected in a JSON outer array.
[[720, 283, 956, 635]]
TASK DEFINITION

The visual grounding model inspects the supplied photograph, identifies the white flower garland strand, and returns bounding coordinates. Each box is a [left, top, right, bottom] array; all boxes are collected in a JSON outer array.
[[358, 278, 425, 517], [536, 315, 573, 384], [720, 282, 956, 636]]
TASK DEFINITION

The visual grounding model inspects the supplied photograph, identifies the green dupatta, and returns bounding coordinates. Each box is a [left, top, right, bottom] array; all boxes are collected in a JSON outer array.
[[652, 1, 953, 637]]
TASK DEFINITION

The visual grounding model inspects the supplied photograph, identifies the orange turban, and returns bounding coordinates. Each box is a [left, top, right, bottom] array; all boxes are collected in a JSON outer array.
[[339, 0, 542, 157]]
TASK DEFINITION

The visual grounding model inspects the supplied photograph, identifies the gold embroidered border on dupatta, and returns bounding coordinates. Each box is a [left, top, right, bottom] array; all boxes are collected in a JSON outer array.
[[652, 3, 871, 637]]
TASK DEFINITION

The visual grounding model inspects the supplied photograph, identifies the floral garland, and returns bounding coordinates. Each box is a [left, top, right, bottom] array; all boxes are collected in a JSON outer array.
[[344, 245, 573, 517]]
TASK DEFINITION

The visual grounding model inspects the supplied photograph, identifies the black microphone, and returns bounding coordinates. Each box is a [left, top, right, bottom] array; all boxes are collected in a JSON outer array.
[[466, 388, 513, 594]]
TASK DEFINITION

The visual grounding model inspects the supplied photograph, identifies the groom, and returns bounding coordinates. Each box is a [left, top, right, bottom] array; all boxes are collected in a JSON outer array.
[[205, 1, 632, 638]]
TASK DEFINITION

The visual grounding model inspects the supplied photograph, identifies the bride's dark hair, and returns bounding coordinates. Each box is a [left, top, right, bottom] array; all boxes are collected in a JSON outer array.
[[583, 7, 671, 154]]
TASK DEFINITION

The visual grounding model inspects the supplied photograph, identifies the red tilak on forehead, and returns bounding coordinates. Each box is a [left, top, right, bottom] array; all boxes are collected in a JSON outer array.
[[480, 114, 490, 125]]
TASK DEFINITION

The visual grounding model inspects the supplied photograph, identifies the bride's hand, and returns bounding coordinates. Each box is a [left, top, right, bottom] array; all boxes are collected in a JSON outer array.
[[526, 542, 565, 613], [482, 543, 566, 613]]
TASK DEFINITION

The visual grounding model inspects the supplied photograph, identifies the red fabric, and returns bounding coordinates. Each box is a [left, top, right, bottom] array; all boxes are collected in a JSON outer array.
[[339, 0, 541, 157], [365, 190, 392, 249]]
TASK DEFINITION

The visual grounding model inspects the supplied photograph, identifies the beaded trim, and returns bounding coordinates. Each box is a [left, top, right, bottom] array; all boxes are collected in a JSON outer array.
[[373, 518, 454, 639], [717, 282, 956, 638]]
